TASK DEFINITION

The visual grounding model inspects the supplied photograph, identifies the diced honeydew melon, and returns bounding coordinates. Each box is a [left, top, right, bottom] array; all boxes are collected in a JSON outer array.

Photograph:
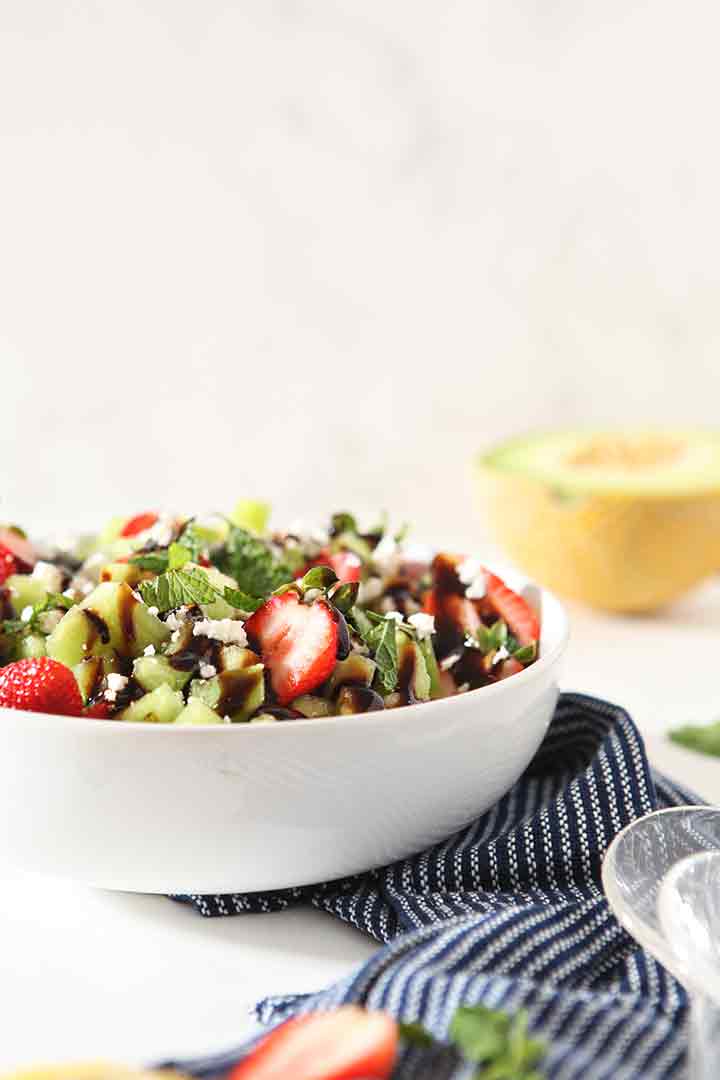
[[47, 582, 169, 668], [118, 684, 184, 724], [291, 694, 332, 718], [133, 654, 192, 694], [5, 574, 47, 616], [327, 654, 376, 695], [193, 564, 243, 619], [396, 630, 431, 702], [99, 562, 148, 587], [16, 634, 46, 660], [189, 663, 265, 722], [174, 698, 222, 726], [73, 657, 110, 704]]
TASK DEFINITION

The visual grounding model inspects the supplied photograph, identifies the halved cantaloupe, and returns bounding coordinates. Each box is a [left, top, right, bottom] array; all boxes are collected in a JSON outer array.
[[476, 429, 720, 612]]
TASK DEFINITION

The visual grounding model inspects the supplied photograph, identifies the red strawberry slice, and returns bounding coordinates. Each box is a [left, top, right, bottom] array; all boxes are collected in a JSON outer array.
[[245, 591, 338, 705], [0, 658, 83, 717], [309, 550, 362, 584], [229, 1006, 398, 1080], [120, 512, 159, 538], [0, 528, 36, 582], [84, 699, 113, 719], [485, 572, 540, 647]]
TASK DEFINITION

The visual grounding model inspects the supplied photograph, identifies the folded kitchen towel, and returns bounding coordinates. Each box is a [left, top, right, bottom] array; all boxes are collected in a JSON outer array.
[[167, 693, 698, 1080]]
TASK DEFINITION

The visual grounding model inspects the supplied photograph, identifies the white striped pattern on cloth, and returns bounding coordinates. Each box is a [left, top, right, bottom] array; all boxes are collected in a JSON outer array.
[[165, 693, 699, 1079]]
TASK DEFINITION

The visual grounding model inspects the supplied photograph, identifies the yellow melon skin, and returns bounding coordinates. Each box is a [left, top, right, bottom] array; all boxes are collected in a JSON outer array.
[[475, 467, 720, 612]]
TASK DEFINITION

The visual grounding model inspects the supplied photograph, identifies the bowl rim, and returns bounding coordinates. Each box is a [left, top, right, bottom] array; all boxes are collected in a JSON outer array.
[[0, 579, 569, 736]]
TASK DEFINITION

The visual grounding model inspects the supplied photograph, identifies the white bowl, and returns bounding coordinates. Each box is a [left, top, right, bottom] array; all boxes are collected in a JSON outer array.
[[0, 584, 568, 894]]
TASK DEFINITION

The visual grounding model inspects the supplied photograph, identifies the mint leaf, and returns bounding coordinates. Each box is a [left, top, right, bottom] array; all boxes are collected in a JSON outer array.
[[476, 620, 509, 655], [329, 581, 359, 614], [139, 567, 218, 612], [670, 720, 720, 757], [513, 642, 537, 664], [221, 586, 264, 613], [368, 617, 398, 694], [450, 1006, 507, 1063], [300, 565, 338, 592], [330, 512, 358, 536], [217, 526, 293, 598], [348, 605, 374, 641], [1, 592, 75, 640], [398, 1021, 435, 1048]]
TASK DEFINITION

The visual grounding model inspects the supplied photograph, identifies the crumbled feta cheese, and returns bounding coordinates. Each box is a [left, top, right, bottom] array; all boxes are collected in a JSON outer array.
[[143, 644, 156, 657], [81, 582, 94, 595], [20, 606, 34, 623], [38, 609, 64, 634], [303, 588, 323, 603], [171, 629, 181, 643], [457, 557, 482, 585], [440, 651, 462, 671], [466, 576, 487, 600], [31, 561, 64, 593], [145, 518, 175, 548], [287, 520, 329, 556], [199, 663, 217, 679], [192, 618, 247, 646], [104, 689, 117, 703], [62, 588, 76, 599], [493, 645, 510, 663], [165, 612, 182, 631], [223, 714, 232, 724], [147, 606, 159, 617], [408, 612, 435, 640], [107, 673, 129, 693], [384, 610, 404, 623], [456, 682, 470, 694]]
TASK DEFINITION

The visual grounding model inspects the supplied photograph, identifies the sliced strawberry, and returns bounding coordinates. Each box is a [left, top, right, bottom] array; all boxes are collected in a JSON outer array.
[[84, 699, 113, 719], [245, 591, 338, 705], [485, 572, 540, 647], [0, 528, 36, 579], [497, 656, 525, 679], [0, 658, 83, 717], [309, 550, 362, 584], [120, 512, 159, 538], [421, 589, 436, 615], [229, 1007, 398, 1080]]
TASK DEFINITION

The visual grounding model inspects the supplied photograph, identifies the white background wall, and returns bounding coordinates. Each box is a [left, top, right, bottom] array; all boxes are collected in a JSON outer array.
[[2, 0, 720, 546]]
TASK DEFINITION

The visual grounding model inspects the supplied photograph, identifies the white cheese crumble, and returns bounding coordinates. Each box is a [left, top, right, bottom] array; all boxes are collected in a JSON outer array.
[[165, 612, 182, 631], [384, 610, 404, 623], [466, 576, 487, 600], [107, 673, 129, 693], [193, 618, 247, 646], [20, 606, 34, 623], [408, 612, 435, 640], [440, 651, 462, 671], [104, 689, 117, 703], [147, 606, 159, 617], [199, 663, 217, 679], [493, 645, 510, 663], [143, 644, 156, 656], [457, 556, 482, 585], [31, 561, 64, 594]]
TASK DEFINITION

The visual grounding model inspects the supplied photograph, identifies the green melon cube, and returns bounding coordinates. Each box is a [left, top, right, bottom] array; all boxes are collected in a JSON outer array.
[[133, 654, 192, 693], [174, 699, 221, 726], [118, 684, 184, 724]]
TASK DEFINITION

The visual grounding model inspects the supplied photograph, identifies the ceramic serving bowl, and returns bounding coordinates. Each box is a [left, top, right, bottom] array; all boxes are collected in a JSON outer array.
[[0, 578, 568, 895]]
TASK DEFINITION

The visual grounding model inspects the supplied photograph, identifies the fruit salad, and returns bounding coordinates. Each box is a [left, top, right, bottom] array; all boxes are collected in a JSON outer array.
[[0, 507, 540, 724]]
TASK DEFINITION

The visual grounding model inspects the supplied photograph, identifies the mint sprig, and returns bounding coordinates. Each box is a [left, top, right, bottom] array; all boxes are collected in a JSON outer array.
[[1, 592, 76, 639], [139, 567, 262, 615], [365, 615, 399, 694], [217, 525, 294, 598], [400, 1004, 545, 1079]]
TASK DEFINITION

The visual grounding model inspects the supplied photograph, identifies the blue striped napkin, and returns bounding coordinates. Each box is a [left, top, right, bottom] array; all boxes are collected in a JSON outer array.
[[167, 693, 698, 1079]]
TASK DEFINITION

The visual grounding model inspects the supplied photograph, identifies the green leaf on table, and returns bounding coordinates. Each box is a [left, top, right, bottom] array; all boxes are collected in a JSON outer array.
[[670, 720, 720, 757]]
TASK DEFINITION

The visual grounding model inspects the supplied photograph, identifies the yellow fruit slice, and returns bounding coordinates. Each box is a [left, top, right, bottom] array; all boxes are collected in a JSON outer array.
[[4, 1067, 187, 1080], [476, 429, 720, 612]]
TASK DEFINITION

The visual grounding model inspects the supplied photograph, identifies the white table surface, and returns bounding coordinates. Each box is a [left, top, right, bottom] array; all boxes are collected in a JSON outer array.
[[3, 584, 720, 1073]]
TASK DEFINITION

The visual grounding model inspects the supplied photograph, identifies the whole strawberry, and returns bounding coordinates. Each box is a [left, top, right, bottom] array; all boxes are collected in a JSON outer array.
[[0, 658, 83, 716]]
